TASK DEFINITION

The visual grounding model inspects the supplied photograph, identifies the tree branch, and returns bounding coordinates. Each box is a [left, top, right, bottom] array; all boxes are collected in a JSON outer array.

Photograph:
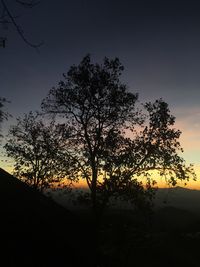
[[1, 0, 43, 48], [15, 0, 40, 8]]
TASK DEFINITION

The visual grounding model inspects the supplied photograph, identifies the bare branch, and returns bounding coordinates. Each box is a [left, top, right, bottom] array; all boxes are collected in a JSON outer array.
[[15, 0, 41, 8], [1, 0, 43, 49]]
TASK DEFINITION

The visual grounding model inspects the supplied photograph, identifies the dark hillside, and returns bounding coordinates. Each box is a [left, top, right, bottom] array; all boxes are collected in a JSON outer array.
[[0, 168, 90, 267], [155, 187, 200, 214], [152, 206, 199, 232]]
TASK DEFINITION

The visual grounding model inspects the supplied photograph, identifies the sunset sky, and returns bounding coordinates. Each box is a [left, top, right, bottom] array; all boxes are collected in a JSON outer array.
[[1, 0, 200, 188]]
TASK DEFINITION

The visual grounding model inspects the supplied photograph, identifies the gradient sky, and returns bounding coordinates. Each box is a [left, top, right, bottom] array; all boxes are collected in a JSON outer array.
[[1, 0, 200, 188]]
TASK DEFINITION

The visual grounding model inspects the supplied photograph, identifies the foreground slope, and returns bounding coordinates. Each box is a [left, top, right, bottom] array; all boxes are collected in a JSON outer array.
[[0, 168, 89, 267]]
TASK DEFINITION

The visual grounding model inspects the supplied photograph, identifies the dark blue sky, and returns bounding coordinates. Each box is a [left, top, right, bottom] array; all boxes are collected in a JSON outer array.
[[1, 0, 200, 111], [1, 0, 200, 173]]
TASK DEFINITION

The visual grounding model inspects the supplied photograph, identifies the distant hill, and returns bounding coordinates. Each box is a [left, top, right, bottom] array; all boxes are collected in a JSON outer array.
[[49, 186, 200, 231], [41, 184, 200, 267], [0, 168, 90, 267], [155, 187, 200, 215], [49, 186, 200, 214]]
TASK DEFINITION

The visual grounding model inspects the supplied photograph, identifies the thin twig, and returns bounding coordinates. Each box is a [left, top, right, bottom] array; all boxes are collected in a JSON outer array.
[[1, 0, 43, 49]]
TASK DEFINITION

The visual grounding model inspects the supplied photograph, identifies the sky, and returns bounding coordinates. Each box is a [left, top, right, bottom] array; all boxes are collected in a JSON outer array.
[[1, 0, 200, 188]]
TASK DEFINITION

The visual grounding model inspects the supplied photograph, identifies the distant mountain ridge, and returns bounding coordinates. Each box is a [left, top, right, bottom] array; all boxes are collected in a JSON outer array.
[[48, 185, 200, 212], [155, 186, 200, 215]]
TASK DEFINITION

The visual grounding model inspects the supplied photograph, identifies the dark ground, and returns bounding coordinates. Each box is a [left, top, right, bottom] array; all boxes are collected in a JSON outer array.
[[94, 208, 200, 267], [0, 168, 93, 267], [1, 167, 200, 267]]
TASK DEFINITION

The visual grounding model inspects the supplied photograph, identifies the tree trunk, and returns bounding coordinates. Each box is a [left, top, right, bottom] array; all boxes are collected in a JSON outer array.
[[91, 166, 97, 216]]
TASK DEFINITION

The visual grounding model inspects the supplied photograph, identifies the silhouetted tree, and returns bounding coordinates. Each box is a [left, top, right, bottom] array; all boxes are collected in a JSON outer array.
[[4, 112, 75, 192], [0, 0, 42, 48], [0, 97, 8, 136], [42, 55, 196, 215], [0, 97, 6, 124]]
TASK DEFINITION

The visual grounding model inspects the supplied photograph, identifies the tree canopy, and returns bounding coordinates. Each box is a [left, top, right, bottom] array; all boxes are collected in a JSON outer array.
[[0, 97, 8, 136], [42, 55, 196, 214], [0, 97, 6, 124], [4, 112, 75, 192]]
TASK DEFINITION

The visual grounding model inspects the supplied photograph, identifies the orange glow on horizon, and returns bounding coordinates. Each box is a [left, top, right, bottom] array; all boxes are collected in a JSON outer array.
[[1, 160, 200, 190]]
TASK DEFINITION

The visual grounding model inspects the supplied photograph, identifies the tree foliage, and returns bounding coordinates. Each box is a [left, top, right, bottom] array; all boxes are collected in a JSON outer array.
[[4, 112, 75, 192], [0, 97, 8, 137], [42, 55, 195, 214], [42, 55, 196, 213], [0, 97, 6, 123]]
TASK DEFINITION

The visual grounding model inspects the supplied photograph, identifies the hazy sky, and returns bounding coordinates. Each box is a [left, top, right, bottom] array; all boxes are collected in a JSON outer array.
[[1, 0, 200, 187]]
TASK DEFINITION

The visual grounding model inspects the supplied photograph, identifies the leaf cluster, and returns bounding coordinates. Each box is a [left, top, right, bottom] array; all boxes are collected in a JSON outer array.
[[4, 112, 75, 191]]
